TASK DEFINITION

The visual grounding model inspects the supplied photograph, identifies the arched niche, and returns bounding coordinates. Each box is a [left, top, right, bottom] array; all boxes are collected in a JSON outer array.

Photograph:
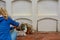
[[37, 18, 58, 32], [12, 0, 32, 17], [16, 18, 32, 25], [38, 0, 58, 16], [0, 0, 6, 8]]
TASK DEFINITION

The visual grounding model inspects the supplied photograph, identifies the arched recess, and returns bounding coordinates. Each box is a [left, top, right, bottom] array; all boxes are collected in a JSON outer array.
[[0, 0, 6, 8], [38, 0, 58, 16], [16, 18, 32, 25], [15, 18, 32, 36], [12, 0, 32, 17], [37, 18, 58, 32]]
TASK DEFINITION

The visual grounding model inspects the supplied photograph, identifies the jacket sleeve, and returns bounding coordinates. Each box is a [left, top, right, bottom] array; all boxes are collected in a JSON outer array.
[[10, 27, 14, 30], [9, 17, 19, 27]]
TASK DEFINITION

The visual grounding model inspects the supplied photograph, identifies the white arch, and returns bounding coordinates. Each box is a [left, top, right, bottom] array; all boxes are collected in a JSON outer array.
[[37, 18, 58, 32]]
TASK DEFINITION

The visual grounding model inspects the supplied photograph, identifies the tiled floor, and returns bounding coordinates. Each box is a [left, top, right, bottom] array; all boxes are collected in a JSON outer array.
[[17, 32, 60, 40]]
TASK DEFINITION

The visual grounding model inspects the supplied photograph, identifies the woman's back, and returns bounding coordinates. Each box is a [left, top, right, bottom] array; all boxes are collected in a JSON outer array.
[[0, 16, 11, 31]]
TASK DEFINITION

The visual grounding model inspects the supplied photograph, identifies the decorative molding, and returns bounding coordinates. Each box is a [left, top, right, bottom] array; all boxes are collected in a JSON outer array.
[[0, 0, 5, 3], [38, 0, 58, 2], [16, 18, 32, 22], [37, 18, 58, 32], [31, 0, 39, 2], [38, 18, 58, 21], [0, 0, 6, 8], [12, 0, 31, 3]]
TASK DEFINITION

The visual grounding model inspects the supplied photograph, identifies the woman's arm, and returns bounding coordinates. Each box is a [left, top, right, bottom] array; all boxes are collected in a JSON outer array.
[[9, 17, 20, 27]]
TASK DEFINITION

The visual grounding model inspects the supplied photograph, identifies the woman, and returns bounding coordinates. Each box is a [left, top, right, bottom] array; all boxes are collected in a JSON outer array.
[[0, 7, 20, 40]]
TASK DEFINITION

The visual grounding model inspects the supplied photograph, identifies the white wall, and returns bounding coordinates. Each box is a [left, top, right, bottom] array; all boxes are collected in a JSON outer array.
[[12, 1, 32, 17], [37, 0, 58, 32], [0, 1, 6, 8], [0, 0, 60, 32], [38, 1, 57, 16]]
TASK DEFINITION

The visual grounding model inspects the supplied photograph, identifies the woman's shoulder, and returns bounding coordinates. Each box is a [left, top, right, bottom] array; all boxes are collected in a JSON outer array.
[[7, 16, 13, 20], [8, 16, 15, 21]]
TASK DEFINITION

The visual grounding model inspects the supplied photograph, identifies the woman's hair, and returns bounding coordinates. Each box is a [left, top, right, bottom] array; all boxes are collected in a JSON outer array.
[[0, 7, 8, 19]]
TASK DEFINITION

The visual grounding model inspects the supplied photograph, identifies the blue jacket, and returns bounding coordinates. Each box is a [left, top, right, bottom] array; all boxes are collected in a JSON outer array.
[[0, 16, 19, 40]]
